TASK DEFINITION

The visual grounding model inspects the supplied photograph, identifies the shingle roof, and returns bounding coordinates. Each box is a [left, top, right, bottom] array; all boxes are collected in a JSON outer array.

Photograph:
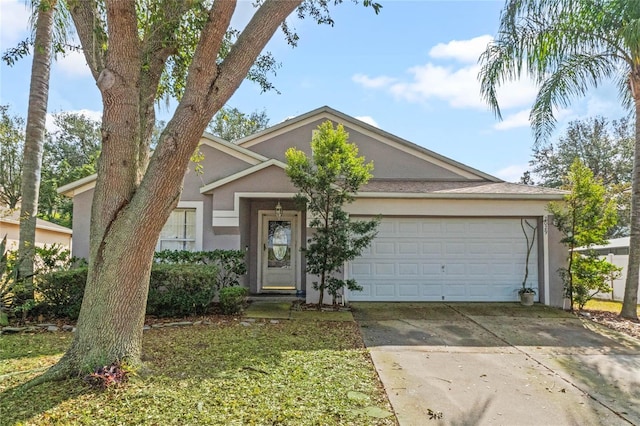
[[359, 179, 567, 198], [1, 210, 73, 234]]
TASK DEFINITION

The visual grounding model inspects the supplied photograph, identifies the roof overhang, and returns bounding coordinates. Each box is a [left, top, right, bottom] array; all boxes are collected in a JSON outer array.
[[200, 159, 287, 194]]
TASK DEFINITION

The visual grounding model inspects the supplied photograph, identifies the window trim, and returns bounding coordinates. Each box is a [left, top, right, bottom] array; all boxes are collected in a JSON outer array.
[[156, 201, 203, 251]]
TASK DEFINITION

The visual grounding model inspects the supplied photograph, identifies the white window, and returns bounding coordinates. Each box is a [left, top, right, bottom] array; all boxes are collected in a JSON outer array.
[[157, 208, 197, 251]]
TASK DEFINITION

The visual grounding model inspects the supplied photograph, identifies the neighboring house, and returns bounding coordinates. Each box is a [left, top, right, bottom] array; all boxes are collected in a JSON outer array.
[[0, 209, 72, 252], [576, 237, 640, 303], [59, 106, 568, 306]]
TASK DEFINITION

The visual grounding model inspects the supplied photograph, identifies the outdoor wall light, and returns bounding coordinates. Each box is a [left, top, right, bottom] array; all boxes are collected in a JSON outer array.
[[275, 201, 283, 218]]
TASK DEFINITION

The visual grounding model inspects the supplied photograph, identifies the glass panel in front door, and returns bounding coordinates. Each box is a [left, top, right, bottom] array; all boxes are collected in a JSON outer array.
[[268, 220, 291, 268]]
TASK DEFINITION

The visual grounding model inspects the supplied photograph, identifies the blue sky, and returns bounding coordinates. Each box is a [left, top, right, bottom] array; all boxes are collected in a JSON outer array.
[[0, 0, 628, 182]]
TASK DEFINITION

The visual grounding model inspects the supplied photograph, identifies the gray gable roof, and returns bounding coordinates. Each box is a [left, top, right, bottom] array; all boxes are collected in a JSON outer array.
[[359, 179, 566, 199]]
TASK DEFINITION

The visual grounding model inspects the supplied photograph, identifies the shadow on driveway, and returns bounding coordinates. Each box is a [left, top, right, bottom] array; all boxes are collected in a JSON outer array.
[[353, 302, 640, 426]]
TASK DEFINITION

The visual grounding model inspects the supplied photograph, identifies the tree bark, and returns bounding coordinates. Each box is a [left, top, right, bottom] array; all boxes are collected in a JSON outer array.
[[17, 0, 55, 298], [621, 73, 640, 319], [43, 0, 303, 379]]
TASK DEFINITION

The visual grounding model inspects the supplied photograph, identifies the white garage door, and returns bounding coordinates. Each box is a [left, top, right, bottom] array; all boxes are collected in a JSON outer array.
[[348, 218, 539, 302]]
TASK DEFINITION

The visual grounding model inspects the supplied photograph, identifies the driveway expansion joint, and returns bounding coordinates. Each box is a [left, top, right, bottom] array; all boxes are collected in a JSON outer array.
[[444, 303, 635, 425]]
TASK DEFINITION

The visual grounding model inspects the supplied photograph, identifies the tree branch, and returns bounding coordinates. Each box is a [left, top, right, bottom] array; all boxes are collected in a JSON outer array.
[[67, 0, 106, 81]]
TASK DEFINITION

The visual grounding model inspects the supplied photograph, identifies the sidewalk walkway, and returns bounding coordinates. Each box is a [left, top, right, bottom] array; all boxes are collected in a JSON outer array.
[[244, 300, 354, 322]]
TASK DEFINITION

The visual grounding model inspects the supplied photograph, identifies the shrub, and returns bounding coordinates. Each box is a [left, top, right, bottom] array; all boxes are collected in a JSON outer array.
[[37, 267, 87, 319], [37, 263, 219, 319], [570, 252, 621, 310], [147, 264, 218, 317], [219, 286, 248, 315], [154, 249, 246, 289]]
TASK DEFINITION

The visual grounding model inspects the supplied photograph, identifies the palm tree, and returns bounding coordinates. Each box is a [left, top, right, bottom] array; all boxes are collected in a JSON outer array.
[[479, 0, 640, 319], [14, 0, 69, 304]]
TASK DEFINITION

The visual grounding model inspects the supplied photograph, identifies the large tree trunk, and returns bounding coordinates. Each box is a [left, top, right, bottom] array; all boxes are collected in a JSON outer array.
[[17, 0, 55, 301], [621, 74, 640, 319], [40, 0, 303, 380]]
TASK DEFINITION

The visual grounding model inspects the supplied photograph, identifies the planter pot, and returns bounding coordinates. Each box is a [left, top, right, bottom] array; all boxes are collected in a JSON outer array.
[[520, 292, 535, 306]]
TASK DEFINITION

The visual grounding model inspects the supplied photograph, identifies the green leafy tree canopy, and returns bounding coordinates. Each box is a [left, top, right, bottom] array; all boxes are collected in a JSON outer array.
[[0, 105, 25, 209], [547, 159, 619, 310], [207, 107, 270, 142], [286, 121, 379, 306]]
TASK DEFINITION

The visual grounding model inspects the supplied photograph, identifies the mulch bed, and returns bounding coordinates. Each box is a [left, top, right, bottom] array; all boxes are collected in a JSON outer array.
[[580, 310, 640, 340]]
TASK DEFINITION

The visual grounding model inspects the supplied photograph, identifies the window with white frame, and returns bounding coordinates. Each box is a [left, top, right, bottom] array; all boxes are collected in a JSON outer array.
[[157, 208, 196, 251]]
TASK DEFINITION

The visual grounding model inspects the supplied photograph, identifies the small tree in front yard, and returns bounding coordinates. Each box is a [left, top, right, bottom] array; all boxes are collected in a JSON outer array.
[[286, 121, 379, 306], [548, 159, 620, 311]]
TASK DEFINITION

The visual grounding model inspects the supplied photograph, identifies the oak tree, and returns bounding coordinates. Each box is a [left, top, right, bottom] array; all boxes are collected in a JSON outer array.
[[38, 0, 381, 381]]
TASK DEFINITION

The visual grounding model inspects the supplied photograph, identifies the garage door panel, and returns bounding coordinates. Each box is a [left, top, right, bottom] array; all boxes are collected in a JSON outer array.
[[398, 284, 420, 297], [398, 221, 420, 234], [399, 263, 419, 275], [398, 242, 419, 254], [349, 217, 539, 302], [422, 242, 442, 255], [444, 222, 467, 234], [374, 283, 397, 297], [351, 263, 372, 277], [421, 221, 443, 235], [374, 242, 395, 255], [422, 263, 442, 275], [445, 242, 466, 256]]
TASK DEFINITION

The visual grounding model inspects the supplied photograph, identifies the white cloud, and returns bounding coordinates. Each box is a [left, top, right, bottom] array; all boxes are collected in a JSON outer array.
[[494, 164, 529, 183], [0, 0, 30, 48], [494, 107, 572, 131], [494, 109, 531, 131], [353, 35, 539, 112], [46, 109, 102, 133], [429, 35, 493, 64], [352, 74, 397, 89], [389, 63, 485, 108], [355, 116, 379, 127], [55, 49, 92, 77]]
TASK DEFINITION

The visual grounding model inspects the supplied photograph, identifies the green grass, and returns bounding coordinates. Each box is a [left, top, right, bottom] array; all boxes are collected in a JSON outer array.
[[583, 299, 640, 315], [0, 321, 395, 425]]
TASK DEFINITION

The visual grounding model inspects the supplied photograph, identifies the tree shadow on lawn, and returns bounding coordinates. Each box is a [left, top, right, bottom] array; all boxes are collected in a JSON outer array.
[[0, 332, 73, 361], [1, 376, 92, 424], [140, 320, 364, 378], [1, 320, 388, 425]]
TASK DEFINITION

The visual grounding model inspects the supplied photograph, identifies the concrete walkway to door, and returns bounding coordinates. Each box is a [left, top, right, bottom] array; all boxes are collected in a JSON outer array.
[[352, 303, 640, 426]]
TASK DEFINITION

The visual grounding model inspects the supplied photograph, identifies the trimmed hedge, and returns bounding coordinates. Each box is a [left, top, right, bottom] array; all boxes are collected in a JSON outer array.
[[36, 267, 88, 319], [147, 264, 218, 317], [219, 286, 248, 315], [37, 264, 220, 319]]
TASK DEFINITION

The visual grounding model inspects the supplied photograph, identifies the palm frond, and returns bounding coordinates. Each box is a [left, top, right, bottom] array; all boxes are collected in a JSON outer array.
[[480, 0, 631, 139], [530, 53, 617, 142]]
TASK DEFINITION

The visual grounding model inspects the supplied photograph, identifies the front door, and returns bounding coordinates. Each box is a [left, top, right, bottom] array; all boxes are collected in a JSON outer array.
[[260, 213, 298, 291]]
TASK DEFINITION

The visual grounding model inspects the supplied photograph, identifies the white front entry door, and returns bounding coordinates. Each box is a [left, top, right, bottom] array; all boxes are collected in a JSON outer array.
[[259, 213, 298, 291]]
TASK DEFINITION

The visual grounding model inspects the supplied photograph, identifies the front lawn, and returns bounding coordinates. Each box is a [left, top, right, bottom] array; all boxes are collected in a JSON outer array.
[[0, 319, 395, 425], [583, 299, 640, 316]]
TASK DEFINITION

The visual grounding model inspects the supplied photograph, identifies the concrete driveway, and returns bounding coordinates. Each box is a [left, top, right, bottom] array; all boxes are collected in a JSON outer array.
[[352, 303, 640, 426]]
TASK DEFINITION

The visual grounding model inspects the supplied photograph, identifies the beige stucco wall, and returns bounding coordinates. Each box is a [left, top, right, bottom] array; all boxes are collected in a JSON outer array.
[[244, 119, 469, 180], [546, 216, 568, 307], [71, 189, 93, 259], [211, 165, 299, 211], [0, 221, 72, 252]]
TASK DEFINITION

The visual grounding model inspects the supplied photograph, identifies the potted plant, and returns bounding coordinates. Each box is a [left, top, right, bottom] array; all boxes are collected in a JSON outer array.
[[519, 219, 537, 306]]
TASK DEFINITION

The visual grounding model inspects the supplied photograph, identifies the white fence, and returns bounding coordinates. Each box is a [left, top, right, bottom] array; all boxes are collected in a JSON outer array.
[[593, 254, 640, 303]]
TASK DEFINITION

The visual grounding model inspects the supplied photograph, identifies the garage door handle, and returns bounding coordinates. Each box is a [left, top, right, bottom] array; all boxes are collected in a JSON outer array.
[[441, 265, 445, 272]]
